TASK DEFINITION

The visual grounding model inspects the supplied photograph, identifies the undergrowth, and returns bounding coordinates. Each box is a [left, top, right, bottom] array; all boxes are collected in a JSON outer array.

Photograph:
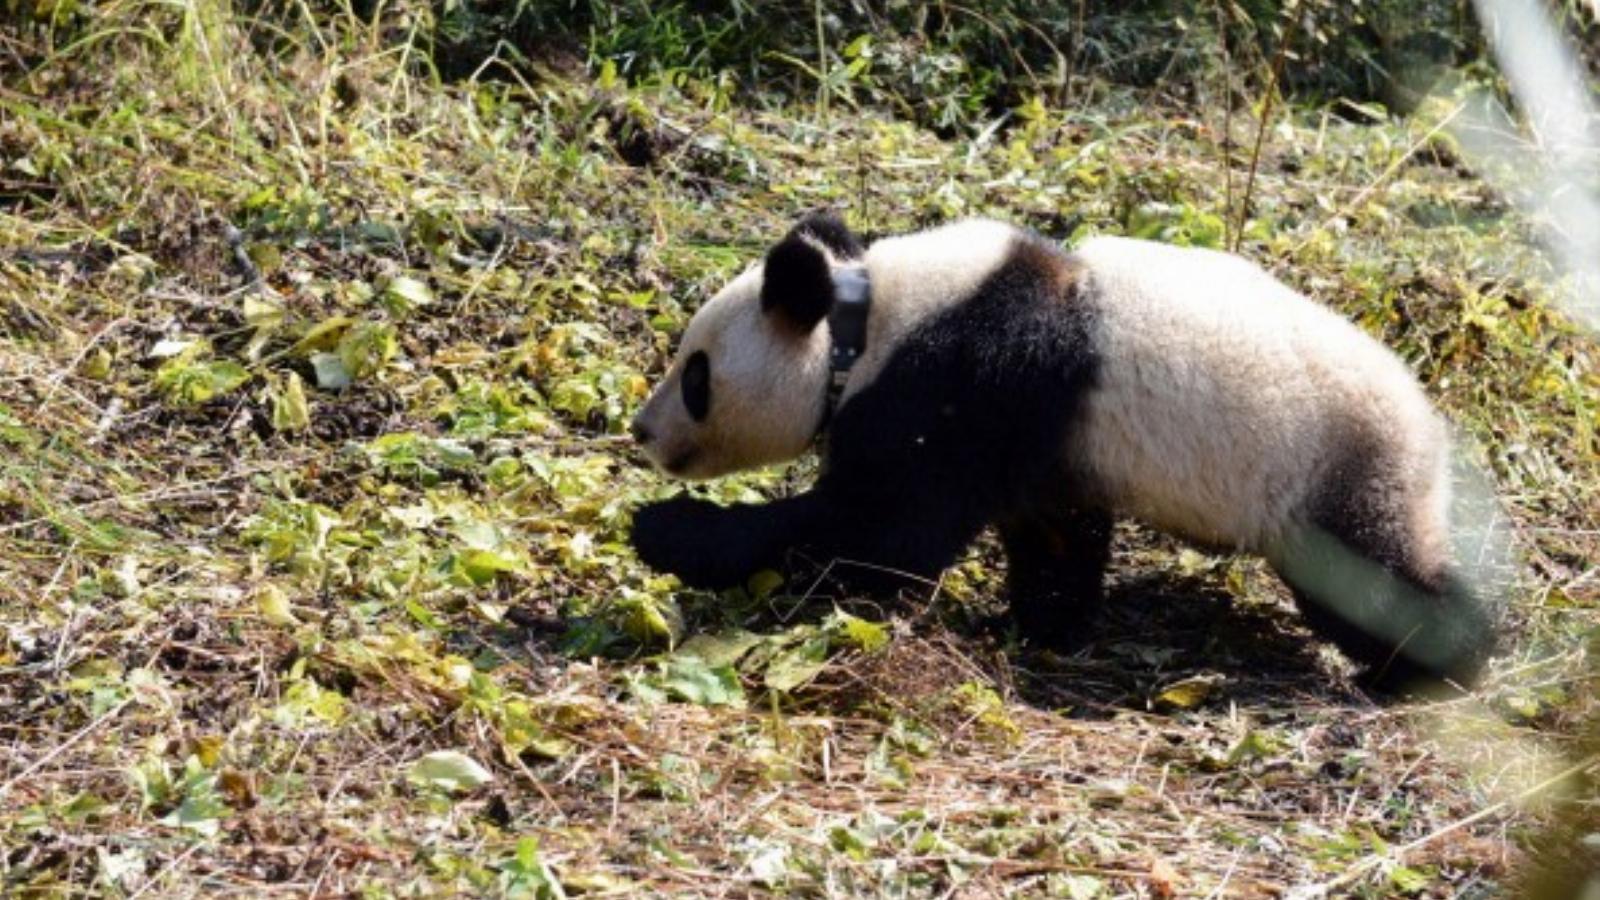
[[1, 2, 1597, 897]]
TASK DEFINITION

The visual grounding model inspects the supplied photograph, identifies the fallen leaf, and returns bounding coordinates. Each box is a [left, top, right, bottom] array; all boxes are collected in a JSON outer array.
[[410, 750, 495, 793]]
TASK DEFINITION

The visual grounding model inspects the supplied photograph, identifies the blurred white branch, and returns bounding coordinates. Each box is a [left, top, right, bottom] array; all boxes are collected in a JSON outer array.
[[1459, 0, 1600, 330]]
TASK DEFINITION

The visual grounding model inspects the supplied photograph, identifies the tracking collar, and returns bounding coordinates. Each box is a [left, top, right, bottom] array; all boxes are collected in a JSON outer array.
[[819, 266, 872, 435]]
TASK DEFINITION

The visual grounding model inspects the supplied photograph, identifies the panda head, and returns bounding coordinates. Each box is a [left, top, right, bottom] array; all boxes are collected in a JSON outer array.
[[631, 212, 865, 480]]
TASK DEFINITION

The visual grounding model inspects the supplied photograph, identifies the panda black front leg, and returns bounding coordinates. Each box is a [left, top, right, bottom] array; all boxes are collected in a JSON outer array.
[[631, 476, 991, 596], [631, 493, 824, 590], [999, 507, 1113, 647], [807, 478, 992, 593]]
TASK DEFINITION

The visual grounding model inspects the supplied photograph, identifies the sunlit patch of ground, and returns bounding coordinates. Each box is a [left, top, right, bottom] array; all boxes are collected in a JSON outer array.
[[2, 6, 1596, 896]]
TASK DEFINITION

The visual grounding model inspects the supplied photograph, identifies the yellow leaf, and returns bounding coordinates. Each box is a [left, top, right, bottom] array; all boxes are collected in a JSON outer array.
[[81, 347, 113, 380], [1153, 674, 1222, 710], [256, 584, 298, 626], [195, 734, 225, 768], [270, 372, 311, 432]]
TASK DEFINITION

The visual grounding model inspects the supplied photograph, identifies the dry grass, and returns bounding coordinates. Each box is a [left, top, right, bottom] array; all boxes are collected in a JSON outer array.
[[2, 4, 1597, 897]]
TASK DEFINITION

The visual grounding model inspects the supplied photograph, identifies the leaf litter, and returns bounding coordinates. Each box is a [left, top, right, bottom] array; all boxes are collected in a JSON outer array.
[[1, 6, 1597, 897]]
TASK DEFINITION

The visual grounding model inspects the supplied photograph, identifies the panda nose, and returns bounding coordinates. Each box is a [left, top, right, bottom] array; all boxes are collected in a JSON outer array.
[[630, 418, 653, 445]]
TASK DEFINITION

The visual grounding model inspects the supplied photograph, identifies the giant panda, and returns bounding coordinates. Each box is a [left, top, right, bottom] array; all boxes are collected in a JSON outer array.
[[628, 212, 1500, 691]]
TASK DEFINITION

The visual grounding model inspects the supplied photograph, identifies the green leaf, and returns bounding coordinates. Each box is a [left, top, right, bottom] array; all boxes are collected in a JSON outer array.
[[81, 347, 112, 380], [410, 750, 495, 793], [242, 294, 284, 330], [1153, 674, 1222, 711], [158, 758, 231, 836], [432, 438, 477, 470], [829, 612, 889, 653], [310, 352, 352, 389], [764, 635, 829, 692], [337, 321, 398, 381], [829, 825, 870, 860], [675, 630, 762, 668], [405, 599, 445, 630], [498, 836, 567, 899], [256, 584, 297, 626], [500, 702, 573, 760], [1226, 729, 1286, 766], [460, 548, 521, 586], [273, 678, 347, 726], [292, 316, 355, 355], [618, 593, 683, 646], [155, 356, 250, 406], [948, 681, 1021, 741], [746, 569, 785, 601], [63, 791, 109, 823], [365, 432, 480, 485], [243, 184, 278, 211], [1389, 865, 1431, 894], [660, 656, 745, 707], [382, 275, 434, 314]]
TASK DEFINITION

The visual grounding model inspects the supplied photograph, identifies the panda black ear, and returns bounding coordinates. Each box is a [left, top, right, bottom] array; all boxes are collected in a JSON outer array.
[[791, 210, 864, 260], [760, 233, 835, 334]]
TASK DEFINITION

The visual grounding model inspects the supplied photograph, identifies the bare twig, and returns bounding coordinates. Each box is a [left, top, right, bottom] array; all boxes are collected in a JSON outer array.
[[1234, 11, 1298, 252], [1290, 100, 1468, 257], [1295, 751, 1600, 898], [1215, 0, 1235, 249], [0, 699, 132, 800]]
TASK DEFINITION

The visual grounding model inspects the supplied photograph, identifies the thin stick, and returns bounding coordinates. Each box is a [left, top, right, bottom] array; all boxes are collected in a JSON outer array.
[[814, 0, 829, 123], [0, 699, 131, 799], [127, 840, 204, 900], [1234, 12, 1298, 252], [0, 454, 313, 535], [1299, 750, 1600, 897], [1290, 100, 1466, 257], [1215, 0, 1235, 249]]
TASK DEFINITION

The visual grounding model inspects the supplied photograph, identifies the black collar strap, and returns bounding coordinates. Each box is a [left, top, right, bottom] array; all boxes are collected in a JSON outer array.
[[819, 266, 871, 434]]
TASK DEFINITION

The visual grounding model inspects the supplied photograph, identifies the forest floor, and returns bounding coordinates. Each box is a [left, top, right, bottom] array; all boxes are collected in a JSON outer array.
[[2, 10, 1598, 898]]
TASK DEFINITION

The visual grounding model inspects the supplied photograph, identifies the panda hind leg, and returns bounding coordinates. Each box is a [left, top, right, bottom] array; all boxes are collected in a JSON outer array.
[[998, 507, 1113, 648], [1275, 463, 1497, 695]]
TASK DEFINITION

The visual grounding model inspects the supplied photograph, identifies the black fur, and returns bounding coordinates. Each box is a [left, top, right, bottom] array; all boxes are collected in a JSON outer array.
[[681, 350, 710, 422], [760, 235, 836, 333], [1000, 506, 1114, 643], [1274, 433, 1497, 692], [792, 210, 865, 260], [632, 236, 1107, 622]]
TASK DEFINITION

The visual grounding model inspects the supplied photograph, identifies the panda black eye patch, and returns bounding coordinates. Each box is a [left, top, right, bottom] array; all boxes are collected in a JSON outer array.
[[681, 350, 711, 421]]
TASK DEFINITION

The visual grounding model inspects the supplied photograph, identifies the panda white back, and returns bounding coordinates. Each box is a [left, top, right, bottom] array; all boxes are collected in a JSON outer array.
[[1068, 236, 1450, 565]]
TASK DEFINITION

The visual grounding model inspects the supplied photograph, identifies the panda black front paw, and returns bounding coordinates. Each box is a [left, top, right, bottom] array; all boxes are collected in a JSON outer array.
[[631, 496, 759, 590]]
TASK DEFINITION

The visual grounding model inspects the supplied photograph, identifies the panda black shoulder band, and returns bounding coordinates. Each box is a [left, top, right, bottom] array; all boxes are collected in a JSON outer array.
[[821, 267, 872, 434]]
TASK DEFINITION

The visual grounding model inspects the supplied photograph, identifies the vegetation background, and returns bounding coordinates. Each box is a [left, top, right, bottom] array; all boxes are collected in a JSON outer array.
[[2, 0, 1597, 895]]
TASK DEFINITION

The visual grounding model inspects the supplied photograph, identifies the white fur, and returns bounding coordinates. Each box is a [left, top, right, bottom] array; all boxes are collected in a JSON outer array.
[[841, 219, 1018, 403], [1068, 236, 1450, 567], [633, 263, 831, 478], [634, 219, 1018, 478]]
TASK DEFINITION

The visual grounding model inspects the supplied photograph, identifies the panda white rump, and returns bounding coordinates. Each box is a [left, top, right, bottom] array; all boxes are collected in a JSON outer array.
[[1069, 236, 1450, 562]]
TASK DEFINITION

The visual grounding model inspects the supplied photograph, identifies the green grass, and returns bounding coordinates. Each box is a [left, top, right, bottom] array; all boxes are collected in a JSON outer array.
[[1, 4, 1597, 897]]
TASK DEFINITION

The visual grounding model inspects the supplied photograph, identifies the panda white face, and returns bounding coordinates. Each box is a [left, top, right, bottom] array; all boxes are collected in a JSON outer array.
[[631, 263, 832, 479]]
